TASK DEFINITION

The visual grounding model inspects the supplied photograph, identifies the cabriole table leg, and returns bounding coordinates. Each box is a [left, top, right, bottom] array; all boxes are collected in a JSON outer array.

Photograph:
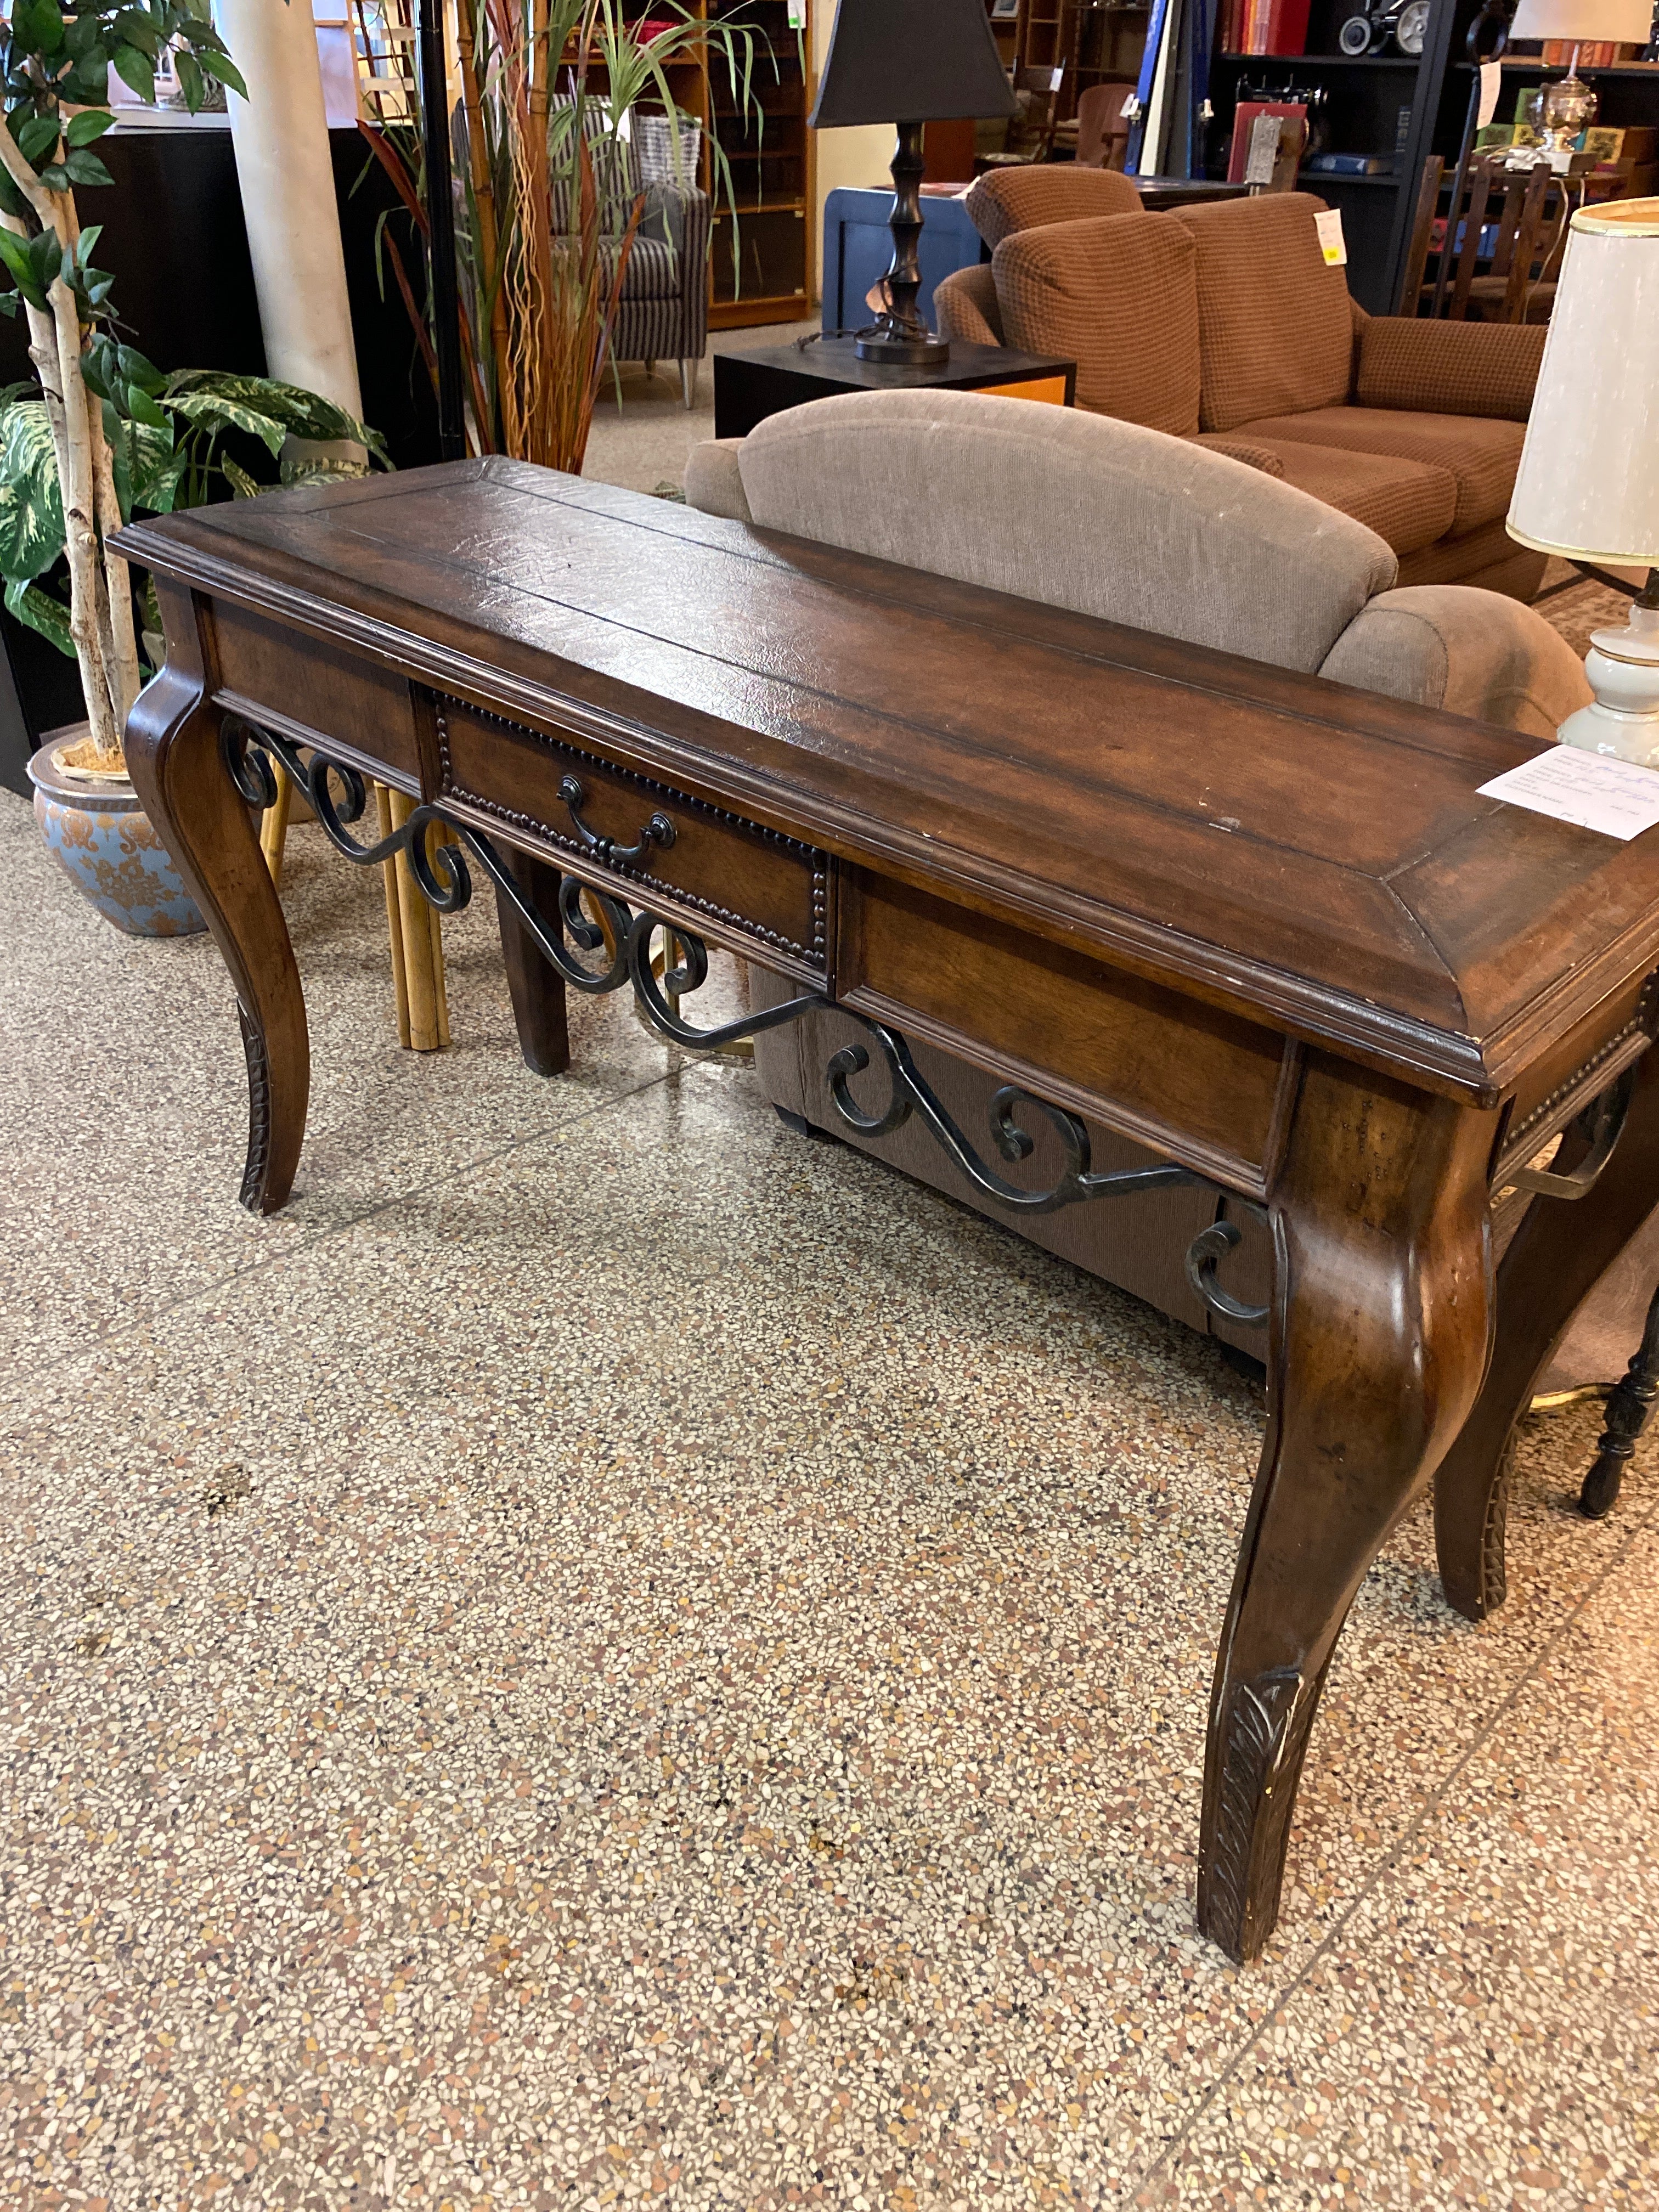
[[1435, 1047, 1659, 1620], [123, 589, 312, 1215], [1198, 1056, 1496, 1962]]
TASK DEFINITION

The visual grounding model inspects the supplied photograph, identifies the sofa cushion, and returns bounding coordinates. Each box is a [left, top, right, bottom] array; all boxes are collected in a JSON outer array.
[[966, 163, 1142, 249], [730, 388, 1397, 675], [1171, 194, 1355, 435], [1393, 517, 1545, 599], [1236, 405, 1526, 534], [993, 213, 1200, 436], [1252, 441, 1458, 556]]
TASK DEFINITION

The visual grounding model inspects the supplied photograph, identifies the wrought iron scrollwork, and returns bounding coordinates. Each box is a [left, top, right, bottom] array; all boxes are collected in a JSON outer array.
[[1186, 1209, 1272, 1328], [228, 719, 1273, 1330], [222, 717, 471, 912], [827, 1019, 1202, 1216]]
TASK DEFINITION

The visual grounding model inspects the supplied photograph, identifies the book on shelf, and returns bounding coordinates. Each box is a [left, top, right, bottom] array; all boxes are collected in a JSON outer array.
[[1306, 150, 1391, 173], [1541, 38, 1638, 63], [1227, 98, 1307, 180], [1477, 120, 1656, 160], [1238, 0, 1309, 57]]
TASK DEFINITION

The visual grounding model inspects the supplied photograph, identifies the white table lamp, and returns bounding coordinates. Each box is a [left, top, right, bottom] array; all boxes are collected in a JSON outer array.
[[1508, 198, 1659, 762], [1506, 0, 1653, 165]]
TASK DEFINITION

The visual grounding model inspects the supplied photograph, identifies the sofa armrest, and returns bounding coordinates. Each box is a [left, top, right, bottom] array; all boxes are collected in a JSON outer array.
[[934, 262, 1003, 347], [684, 438, 752, 523], [1318, 583, 1591, 740], [1355, 317, 1547, 422]]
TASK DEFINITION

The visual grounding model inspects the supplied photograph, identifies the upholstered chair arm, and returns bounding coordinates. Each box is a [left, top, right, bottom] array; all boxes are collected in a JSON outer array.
[[684, 438, 753, 523], [1355, 317, 1548, 422], [635, 179, 710, 365], [934, 262, 1003, 347], [640, 178, 704, 257], [1319, 583, 1592, 739]]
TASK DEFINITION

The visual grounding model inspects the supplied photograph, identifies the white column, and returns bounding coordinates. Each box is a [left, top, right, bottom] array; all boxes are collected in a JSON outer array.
[[220, 0, 364, 441]]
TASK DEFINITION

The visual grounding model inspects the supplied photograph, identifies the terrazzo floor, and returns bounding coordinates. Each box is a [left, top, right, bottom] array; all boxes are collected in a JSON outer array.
[[3, 751, 1658, 2212]]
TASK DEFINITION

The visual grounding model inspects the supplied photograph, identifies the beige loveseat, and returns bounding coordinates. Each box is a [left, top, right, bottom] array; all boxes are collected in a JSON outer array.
[[685, 390, 1590, 1342]]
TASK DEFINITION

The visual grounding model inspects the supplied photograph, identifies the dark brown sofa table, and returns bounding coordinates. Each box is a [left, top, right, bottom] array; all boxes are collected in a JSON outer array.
[[115, 459, 1659, 1964]]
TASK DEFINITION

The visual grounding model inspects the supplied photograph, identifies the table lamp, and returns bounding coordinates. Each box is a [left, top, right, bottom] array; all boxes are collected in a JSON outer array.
[[1507, 198, 1659, 761], [809, 0, 1016, 365], [1506, 0, 1654, 165]]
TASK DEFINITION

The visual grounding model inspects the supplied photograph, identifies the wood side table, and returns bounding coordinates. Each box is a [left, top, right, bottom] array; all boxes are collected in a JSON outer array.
[[713, 336, 1075, 440]]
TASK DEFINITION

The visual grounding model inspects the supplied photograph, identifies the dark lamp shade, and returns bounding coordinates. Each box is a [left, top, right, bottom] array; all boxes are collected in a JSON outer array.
[[808, 0, 1018, 128]]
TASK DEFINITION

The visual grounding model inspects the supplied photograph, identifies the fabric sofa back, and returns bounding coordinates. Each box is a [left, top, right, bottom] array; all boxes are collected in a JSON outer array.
[[730, 388, 1397, 674], [1171, 193, 1355, 432], [982, 192, 1355, 437], [992, 213, 1201, 434], [964, 163, 1142, 249]]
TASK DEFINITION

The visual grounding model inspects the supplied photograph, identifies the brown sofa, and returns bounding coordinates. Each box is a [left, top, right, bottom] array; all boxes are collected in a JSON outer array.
[[936, 183, 1549, 601]]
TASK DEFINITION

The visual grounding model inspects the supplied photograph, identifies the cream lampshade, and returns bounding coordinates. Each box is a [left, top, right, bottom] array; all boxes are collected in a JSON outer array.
[[1508, 0, 1652, 37], [1508, 198, 1659, 761]]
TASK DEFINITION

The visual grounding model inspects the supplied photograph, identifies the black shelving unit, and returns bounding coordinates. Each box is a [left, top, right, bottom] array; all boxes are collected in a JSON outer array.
[[1207, 0, 1444, 311], [1209, 0, 1659, 314]]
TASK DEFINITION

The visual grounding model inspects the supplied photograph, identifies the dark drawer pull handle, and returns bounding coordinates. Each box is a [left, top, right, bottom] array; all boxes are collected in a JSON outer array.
[[558, 773, 676, 868]]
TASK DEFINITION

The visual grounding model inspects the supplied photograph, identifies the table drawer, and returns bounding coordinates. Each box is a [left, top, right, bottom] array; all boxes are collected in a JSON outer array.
[[435, 696, 831, 980], [838, 868, 1289, 1195]]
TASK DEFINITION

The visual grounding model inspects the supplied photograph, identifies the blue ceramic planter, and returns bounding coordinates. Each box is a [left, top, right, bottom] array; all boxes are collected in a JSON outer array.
[[27, 734, 205, 938]]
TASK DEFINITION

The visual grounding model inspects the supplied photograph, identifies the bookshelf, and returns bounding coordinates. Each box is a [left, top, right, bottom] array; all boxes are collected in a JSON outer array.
[[1205, 0, 1455, 312], [1017, 0, 1156, 122], [1209, 0, 1659, 313], [566, 1, 812, 332], [704, 0, 815, 328]]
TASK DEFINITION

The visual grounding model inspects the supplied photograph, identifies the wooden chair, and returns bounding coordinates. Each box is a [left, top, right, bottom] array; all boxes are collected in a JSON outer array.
[[1396, 153, 1585, 322], [975, 66, 1064, 170], [1075, 78, 1137, 171]]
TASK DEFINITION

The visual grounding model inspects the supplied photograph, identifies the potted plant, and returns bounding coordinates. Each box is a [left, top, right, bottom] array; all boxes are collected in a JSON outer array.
[[360, 0, 773, 472], [0, 0, 387, 933]]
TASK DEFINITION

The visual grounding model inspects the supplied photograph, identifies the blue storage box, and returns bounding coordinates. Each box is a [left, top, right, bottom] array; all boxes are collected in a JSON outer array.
[[821, 186, 986, 337]]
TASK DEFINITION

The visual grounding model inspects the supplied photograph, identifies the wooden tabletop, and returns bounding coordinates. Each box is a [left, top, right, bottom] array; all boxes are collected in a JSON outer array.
[[116, 458, 1659, 1103]]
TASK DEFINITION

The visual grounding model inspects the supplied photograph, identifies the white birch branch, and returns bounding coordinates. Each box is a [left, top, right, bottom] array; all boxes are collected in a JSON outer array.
[[0, 115, 123, 764]]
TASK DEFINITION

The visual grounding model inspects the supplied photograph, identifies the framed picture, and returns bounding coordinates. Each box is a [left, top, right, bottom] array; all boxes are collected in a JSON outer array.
[[991, 0, 1020, 18]]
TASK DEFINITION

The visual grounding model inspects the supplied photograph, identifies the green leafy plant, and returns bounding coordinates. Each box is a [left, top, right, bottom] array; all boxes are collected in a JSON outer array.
[[0, 0, 253, 768], [0, 360, 388, 662], [0, 0, 390, 775]]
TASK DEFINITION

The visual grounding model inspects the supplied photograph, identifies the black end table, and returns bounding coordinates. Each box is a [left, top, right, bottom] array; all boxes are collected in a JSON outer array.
[[713, 336, 1076, 440], [1129, 176, 1250, 210]]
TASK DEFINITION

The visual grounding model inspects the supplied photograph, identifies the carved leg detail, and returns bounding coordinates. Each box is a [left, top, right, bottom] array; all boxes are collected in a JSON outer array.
[[1198, 1056, 1496, 1962], [1582, 1280, 1659, 1518], [494, 844, 571, 1078], [1436, 1047, 1659, 1619], [123, 585, 311, 1214]]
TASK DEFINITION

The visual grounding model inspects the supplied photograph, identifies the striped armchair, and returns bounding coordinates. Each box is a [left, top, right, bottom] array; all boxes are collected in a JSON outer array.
[[554, 103, 711, 409]]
